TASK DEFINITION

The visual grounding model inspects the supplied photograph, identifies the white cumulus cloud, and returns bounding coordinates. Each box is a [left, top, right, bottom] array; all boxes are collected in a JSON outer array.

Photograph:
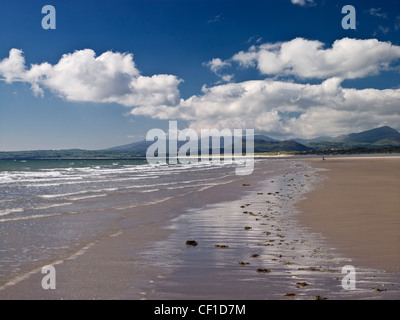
[[231, 38, 400, 80], [0, 48, 181, 107], [0, 49, 26, 83], [203, 58, 233, 83], [130, 77, 400, 138]]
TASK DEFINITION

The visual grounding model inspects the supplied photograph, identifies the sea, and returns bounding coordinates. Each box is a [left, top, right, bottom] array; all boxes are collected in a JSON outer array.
[[0, 159, 244, 222]]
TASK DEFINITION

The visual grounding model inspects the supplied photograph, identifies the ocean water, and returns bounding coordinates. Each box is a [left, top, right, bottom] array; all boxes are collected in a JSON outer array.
[[0, 159, 242, 221], [0, 158, 247, 287]]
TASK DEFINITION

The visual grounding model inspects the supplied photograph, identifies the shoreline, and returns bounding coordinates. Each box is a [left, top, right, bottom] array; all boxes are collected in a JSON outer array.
[[1, 157, 399, 299]]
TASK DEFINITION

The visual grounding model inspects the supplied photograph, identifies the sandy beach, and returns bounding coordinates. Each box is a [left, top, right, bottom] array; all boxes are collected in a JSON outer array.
[[0, 157, 399, 300], [297, 156, 400, 273]]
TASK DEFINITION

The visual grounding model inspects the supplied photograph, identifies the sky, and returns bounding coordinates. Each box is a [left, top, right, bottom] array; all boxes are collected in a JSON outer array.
[[1, 0, 400, 151]]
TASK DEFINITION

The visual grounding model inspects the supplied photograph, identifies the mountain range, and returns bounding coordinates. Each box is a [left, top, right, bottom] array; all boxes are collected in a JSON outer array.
[[106, 126, 400, 154], [304, 126, 400, 151], [1, 126, 400, 159]]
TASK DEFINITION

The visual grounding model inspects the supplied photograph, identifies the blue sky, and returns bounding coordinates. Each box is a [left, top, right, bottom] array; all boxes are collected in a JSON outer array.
[[1, 0, 400, 151]]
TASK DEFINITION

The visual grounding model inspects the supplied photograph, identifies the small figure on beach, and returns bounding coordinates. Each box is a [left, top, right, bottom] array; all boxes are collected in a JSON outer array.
[[322, 157, 326, 161]]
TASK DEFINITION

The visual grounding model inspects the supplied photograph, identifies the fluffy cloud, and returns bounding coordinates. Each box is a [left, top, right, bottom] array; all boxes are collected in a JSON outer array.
[[131, 77, 400, 138], [0, 49, 181, 107], [203, 58, 233, 83], [0, 49, 26, 83], [2, 39, 400, 139], [231, 38, 400, 80], [204, 58, 230, 73]]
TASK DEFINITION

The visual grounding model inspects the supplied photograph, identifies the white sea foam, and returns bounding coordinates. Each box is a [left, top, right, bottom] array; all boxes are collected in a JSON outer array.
[[24, 176, 148, 187], [38, 187, 119, 199], [0, 198, 21, 203], [67, 194, 109, 201], [32, 202, 73, 211], [0, 208, 24, 217], [0, 202, 75, 218], [0, 212, 64, 223], [114, 196, 174, 210], [139, 188, 160, 193], [0, 160, 230, 187], [39, 190, 90, 199]]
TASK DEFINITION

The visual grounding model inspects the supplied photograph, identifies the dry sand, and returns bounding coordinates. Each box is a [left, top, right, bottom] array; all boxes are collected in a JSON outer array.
[[297, 157, 400, 273]]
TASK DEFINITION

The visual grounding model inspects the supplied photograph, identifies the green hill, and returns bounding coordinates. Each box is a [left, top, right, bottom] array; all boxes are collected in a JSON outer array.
[[252, 139, 313, 153], [307, 126, 400, 150], [335, 126, 400, 144]]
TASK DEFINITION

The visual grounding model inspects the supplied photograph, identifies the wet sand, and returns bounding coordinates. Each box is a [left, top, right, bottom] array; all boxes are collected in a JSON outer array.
[[297, 157, 400, 273], [148, 159, 400, 300]]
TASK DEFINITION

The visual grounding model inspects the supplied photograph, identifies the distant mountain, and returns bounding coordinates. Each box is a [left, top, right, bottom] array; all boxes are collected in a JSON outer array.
[[307, 126, 400, 150], [254, 135, 280, 142], [106, 137, 236, 154], [293, 136, 332, 144], [252, 139, 313, 153], [333, 126, 400, 144], [106, 140, 154, 154]]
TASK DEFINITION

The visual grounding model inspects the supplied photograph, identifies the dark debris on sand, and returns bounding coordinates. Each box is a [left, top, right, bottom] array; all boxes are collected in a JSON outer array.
[[186, 240, 199, 247]]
